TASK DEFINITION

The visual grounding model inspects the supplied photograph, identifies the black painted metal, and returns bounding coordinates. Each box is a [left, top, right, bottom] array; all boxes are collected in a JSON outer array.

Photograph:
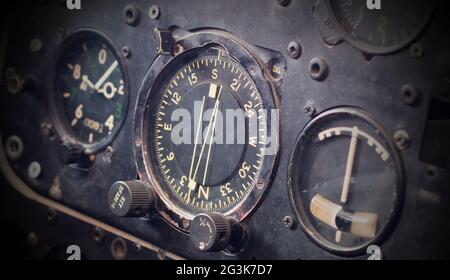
[[0, 0, 449, 259]]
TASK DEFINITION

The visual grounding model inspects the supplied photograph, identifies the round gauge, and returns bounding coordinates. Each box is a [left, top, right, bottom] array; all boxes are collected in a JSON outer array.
[[135, 38, 279, 228], [52, 30, 128, 152], [288, 107, 404, 255], [327, 0, 434, 54]]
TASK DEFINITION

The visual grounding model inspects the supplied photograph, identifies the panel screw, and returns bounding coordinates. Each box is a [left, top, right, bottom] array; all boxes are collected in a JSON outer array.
[[401, 84, 420, 106], [50, 177, 62, 200], [40, 121, 56, 140], [5, 72, 24, 94], [30, 38, 43, 53], [105, 146, 114, 160], [256, 180, 265, 189], [287, 41, 301, 59], [92, 227, 104, 243], [89, 154, 96, 162], [181, 218, 190, 230], [283, 216, 294, 229], [121, 46, 131, 58], [427, 166, 437, 178], [5, 135, 24, 160], [111, 237, 127, 260], [56, 27, 65, 39], [47, 208, 57, 223], [277, 0, 291, 7], [134, 242, 142, 252], [304, 104, 316, 117], [410, 43, 424, 59], [28, 161, 42, 179], [27, 232, 38, 246], [123, 5, 140, 26], [149, 4, 160, 19], [309, 57, 329, 81], [173, 44, 184, 56], [393, 130, 410, 150], [157, 248, 167, 260]]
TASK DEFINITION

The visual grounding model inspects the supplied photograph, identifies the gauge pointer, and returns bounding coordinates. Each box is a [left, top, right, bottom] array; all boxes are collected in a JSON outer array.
[[82, 75, 95, 89], [188, 96, 206, 190], [340, 126, 359, 203], [310, 193, 378, 239], [202, 85, 223, 185], [97, 82, 117, 99], [94, 60, 118, 90], [336, 126, 359, 242], [192, 86, 222, 184]]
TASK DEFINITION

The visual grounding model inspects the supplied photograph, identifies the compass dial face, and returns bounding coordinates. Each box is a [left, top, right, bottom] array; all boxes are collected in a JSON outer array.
[[141, 46, 277, 219]]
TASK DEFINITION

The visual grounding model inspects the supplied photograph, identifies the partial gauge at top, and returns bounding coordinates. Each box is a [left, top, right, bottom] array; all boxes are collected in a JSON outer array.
[[51, 30, 128, 153], [288, 107, 404, 255], [314, 0, 434, 54], [134, 29, 282, 230]]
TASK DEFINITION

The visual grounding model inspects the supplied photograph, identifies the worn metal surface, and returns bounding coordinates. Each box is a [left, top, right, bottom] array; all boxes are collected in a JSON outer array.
[[0, 0, 449, 259]]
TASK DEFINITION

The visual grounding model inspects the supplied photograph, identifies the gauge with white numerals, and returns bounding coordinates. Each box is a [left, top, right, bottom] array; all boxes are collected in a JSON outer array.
[[133, 29, 281, 231], [51, 29, 128, 152]]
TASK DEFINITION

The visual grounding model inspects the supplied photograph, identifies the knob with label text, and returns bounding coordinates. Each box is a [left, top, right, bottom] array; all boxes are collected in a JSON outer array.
[[189, 213, 232, 252], [108, 180, 155, 217]]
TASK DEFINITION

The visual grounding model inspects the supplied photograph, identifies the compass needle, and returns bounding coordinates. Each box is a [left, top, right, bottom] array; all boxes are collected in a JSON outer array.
[[203, 86, 223, 185], [188, 96, 206, 183], [192, 87, 222, 182]]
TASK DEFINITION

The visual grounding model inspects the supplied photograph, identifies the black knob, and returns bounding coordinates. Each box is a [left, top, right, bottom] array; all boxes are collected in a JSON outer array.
[[190, 213, 231, 252], [108, 180, 155, 217]]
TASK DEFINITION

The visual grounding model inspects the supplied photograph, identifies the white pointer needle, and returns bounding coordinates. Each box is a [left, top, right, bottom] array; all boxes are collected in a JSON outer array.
[[189, 96, 206, 182], [94, 60, 118, 90], [336, 126, 358, 242], [82, 75, 95, 89], [340, 126, 358, 204]]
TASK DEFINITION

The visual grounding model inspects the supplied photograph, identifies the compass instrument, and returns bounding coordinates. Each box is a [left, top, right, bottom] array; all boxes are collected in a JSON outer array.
[[133, 30, 280, 231], [288, 107, 404, 255]]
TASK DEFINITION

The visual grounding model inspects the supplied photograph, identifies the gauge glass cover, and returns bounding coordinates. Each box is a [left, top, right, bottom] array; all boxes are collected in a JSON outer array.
[[140, 46, 277, 222], [53, 30, 128, 150], [328, 0, 434, 54], [289, 107, 403, 255]]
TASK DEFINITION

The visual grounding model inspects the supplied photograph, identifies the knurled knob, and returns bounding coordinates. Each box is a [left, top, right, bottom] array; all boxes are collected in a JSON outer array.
[[190, 212, 231, 252], [108, 180, 155, 217]]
